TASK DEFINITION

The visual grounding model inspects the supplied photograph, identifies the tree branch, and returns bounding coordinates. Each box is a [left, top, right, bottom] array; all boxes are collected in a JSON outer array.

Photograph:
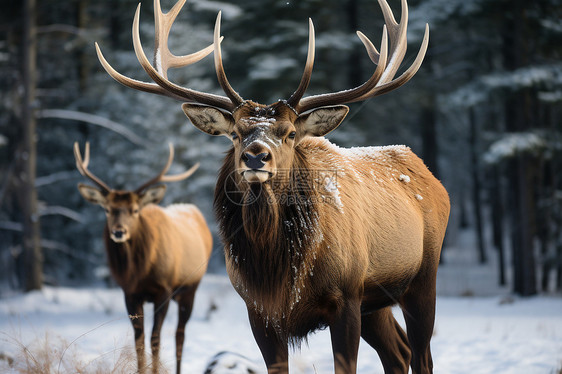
[[37, 109, 152, 147]]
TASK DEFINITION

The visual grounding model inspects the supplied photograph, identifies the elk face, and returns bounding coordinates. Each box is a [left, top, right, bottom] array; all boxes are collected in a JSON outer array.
[[78, 185, 166, 243], [183, 101, 348, 185], [74, 142, 199, 243]]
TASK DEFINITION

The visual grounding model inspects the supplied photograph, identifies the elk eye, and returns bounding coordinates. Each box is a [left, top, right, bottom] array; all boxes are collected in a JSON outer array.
[[231, 132, 238, 140], [288, 131, 296, 140], [104, 208, 110, 214], [133, 209, 139, 214]]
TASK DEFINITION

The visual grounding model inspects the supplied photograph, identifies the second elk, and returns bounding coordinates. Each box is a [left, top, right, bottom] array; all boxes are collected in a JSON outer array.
[[75, 142, 212, 374]]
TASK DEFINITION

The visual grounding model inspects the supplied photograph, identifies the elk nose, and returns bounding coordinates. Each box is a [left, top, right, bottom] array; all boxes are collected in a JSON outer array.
[[242, 152, 270, 169], [112, 229, 126, 240]]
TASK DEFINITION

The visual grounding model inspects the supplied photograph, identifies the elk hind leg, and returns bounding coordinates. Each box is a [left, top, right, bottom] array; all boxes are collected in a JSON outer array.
[[361, 306, 411, 373], [150, 295, 170, 373], [175, 285, 198, 374], [401, 268, 438, 374]]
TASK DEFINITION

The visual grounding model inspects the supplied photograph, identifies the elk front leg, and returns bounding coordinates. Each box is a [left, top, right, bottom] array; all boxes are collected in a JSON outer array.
[[248, 310, 288, 374], [329, 298, 362, 374], [125, 294, 146, 373], [150, 294, 171, 373]]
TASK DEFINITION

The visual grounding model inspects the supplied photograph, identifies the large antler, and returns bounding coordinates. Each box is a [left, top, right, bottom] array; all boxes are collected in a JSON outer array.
[[74, 142, 111, 192], [95, 0, 240, 111], [135, 143, 199, 193], [288, 0, 429, 114]]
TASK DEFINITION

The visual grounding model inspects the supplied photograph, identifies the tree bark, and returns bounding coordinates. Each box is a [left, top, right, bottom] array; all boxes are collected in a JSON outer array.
[[469, 107, 486, 263], [509, 155, 537, 296], [345, 0, 362, 88], [489, 166, 505, 285], [20, 0, 43, 291], [501, 0, 536, 296]]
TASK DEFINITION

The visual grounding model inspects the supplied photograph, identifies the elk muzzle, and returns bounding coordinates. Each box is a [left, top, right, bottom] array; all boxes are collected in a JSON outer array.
[[110, 225, 129, 243], [241, 150, 273, 183]]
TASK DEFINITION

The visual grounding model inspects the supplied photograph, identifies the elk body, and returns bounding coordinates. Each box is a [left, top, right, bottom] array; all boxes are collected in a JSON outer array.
[[74, 143, 212, 374], [95, 0, 449, 373]]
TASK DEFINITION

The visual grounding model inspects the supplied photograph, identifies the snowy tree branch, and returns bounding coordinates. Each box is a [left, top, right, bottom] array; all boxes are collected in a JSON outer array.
[[39, 205, 84, 223], [37, 109, 152, 147], [0, 221, 23, 232]]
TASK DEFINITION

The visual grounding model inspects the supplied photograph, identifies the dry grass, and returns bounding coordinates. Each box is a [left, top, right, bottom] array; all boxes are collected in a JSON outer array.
[[0, 332, 167, 373]]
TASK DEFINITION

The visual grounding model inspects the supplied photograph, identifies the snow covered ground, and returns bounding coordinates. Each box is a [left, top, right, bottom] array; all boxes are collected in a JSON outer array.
[[1, 272, 561, 373], [1, 228, 561, 373]]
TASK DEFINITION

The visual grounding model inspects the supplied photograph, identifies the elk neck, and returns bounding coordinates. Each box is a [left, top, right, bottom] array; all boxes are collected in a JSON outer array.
[[215, 145, 324, 304], [103, 214, 155, 291]]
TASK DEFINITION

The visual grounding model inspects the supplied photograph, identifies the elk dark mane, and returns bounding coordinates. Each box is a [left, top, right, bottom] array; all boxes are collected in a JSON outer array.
[[215, 146, 321, 306], [104, 215, 155, 290]]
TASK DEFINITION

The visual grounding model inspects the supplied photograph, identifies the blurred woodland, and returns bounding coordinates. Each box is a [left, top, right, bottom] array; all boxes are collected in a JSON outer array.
[[0, 0, 561, 296]]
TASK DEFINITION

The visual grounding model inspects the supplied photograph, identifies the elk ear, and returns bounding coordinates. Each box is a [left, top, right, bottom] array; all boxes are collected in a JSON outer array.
[[139, 185, 167, 207], [182, 103, 234, 137], [77, 184, 107, 205], [295, 105, 349, 138]]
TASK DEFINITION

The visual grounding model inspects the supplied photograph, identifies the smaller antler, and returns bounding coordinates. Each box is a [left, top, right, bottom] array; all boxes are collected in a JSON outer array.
[[135, 143, 199, 193], [74, 142, 111, 192]]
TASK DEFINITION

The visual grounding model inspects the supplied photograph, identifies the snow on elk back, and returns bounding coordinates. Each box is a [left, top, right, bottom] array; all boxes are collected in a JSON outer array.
[[93, 0, 449, 373]]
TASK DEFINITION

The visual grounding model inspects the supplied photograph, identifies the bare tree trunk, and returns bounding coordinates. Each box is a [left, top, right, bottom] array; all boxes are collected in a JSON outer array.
[[469, 107, 486, 263], [345, 0, 361, 88], [489, 166, 506, 285], [509, 155, 537, 296], [76, 0, 90, 92], [20, 0, 42, 291], [502, 0, 536, 296]]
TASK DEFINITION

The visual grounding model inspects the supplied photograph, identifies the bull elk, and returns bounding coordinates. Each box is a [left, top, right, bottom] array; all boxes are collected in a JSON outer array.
[[95, 0, 450, 373], [74, 142, 212, 374]]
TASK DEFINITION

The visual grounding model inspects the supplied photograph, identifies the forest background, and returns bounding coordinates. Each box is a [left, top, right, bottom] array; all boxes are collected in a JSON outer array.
[[1, 0, 561, 297]]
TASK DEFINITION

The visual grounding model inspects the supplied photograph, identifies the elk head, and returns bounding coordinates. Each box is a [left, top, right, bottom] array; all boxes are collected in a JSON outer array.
[[74, 142, 198, 243], [95, 0, 428, 186]]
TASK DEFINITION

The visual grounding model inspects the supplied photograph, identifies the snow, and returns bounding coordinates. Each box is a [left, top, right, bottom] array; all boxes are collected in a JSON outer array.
[[333, 143, 410, 161], [190, 1, 243, 19], [1, 270, 561, 373], [320, 172, 344, 213], [155, 48, 163, 75], [248, 55, 298, 81], [484, 133, 546, 164], [445, 64, 562, 108], [399, 174, 411, 183]]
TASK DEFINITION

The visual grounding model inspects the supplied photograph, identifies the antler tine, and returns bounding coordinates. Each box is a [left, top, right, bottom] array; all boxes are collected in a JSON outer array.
[[376, 0, 408, 85], [353, 23, 428, 102], [286, 18, 316, 109], [96, 42, 187, 101], [160, 162, 200, 182], [135, 143, 198, 193], [132, 4, 236, 110], [294, 0, 428, 114], [153, 0, 211, 78], [213, 12, 244, 107], [73, 142, 111, 192], [294, 25, 389, 113]]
